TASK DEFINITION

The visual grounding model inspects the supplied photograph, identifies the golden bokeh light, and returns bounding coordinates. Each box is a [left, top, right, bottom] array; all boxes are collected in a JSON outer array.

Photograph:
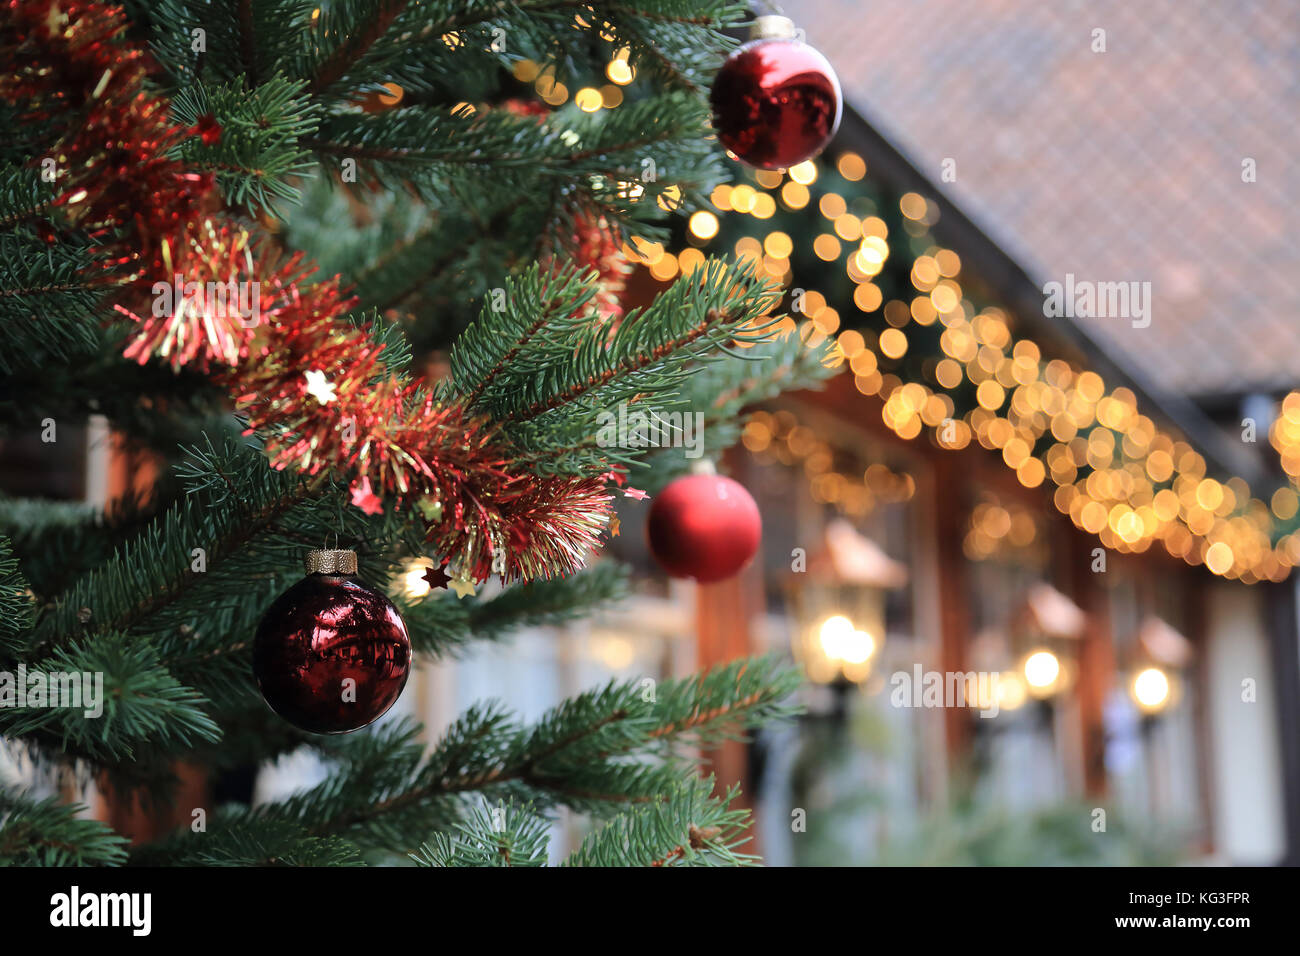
[[688, 210, 719, 240], [574, 87, 602, 112]]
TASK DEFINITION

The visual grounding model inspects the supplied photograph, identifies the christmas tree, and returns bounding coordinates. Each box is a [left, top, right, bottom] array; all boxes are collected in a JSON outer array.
[[0, 0, 841, 866]]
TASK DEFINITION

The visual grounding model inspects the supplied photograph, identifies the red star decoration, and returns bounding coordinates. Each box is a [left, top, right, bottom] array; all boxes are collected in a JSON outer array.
[[349, 476, 384, 515], [623, 487, 649, 501], [422, 564, 452, 589]]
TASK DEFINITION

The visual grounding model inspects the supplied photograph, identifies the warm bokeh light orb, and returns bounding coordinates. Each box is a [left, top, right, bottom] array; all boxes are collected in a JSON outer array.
[[996, 673, 1028, 710], [817, 614, 855, 660], [839, 629, 876, 665], [1133, 667, 1171, 712], [1024, 650, 1061, 689]]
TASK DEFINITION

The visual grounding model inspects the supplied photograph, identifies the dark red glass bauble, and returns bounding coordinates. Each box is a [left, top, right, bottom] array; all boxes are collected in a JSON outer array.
[[709, 34, 842, 170], [647, 473, 762, 583], [253, 563, 411, 735]]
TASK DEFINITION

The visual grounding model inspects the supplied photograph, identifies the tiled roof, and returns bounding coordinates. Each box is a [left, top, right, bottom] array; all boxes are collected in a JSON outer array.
[[787, 0, 1298, 397]]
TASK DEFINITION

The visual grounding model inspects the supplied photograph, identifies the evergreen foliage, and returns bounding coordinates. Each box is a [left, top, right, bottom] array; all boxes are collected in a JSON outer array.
[[0, 0, 829, 866]]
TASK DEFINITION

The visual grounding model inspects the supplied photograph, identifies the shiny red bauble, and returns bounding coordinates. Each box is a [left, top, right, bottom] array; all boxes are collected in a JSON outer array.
[[253, 551, 411, 734], [709, 18, 842, 170], [646, 473, 762, 583]]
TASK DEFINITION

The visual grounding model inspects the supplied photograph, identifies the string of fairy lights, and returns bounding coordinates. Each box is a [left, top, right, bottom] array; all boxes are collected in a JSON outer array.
[[740, 408, 916, 518], [482, 41, 1300, 584], [634, 148, 1300, 583], [1270, 393, 1300, 494]]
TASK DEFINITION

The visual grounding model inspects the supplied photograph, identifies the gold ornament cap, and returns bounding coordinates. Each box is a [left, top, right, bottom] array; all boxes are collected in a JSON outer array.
[[750, 15, 797, 41], [305, 549, 358, 575]]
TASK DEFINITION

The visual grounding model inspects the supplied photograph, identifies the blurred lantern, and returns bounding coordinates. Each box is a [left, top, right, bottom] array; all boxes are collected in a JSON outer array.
[[1128, 616, 1190, 716], [1023, 649, 1062, 695], [1137, 615, 1193, 668], [789, 519, 907, 685], [968, 628, 1028, 713], [1009, 583, 1085, 700]]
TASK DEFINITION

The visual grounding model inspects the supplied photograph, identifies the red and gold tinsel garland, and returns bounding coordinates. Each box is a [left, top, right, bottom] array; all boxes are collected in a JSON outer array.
[[1, 0, 616, 583]]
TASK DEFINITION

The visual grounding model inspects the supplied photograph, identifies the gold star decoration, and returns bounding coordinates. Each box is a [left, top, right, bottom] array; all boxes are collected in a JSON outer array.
[[449, 575, 476, 599], [609, 516, 621, 536], [416, 496, 444, 522]]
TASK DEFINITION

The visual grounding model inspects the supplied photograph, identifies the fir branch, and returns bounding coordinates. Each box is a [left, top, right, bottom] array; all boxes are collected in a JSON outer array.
[[309, 0, 411, 94], [0, 534, 35, 658], [0, 231, 106, 371], [634, 332, 839, 488], [32, 464, 314, 644], [147, 0, 319, 89], [399, 561, 627, 657], [16, 437, 412, 736], [167, 74, 320, 216], [300, 0, 743, 99], [0, 632, 223, 764], [0, 790, 129, 866], [467, 560, 628, 639], [411, 782, 759, 867], [409, 799, 550, 867], [0, 321, 232, 451], [304, 91, 725, 228], [0, 492, 162, 608], [132, 658, 798, 862], [454, 258, 783, 470], [564, 779, 757, 867], [450, 262, 600, 408], [0, 164, 57, 230], [325, 657, 798, 828]]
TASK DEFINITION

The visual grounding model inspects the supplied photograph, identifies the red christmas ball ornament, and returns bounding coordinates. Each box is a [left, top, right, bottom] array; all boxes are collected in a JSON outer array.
[[253, 549, 411, 734], [647, 473, 762, 583], [709, 16, 842, 170]]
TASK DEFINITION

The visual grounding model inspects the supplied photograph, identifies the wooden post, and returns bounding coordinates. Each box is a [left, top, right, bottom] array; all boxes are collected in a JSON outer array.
[[1070, 528, 1113, 798], [694, 451, 765, 824], [931, 453, 971, 759], [1264, 579, 1300, 864], [695, 571, 758, 808]]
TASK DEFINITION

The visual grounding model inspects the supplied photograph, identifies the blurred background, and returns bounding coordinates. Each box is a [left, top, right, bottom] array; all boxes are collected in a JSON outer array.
[[3, 0, 1297, 865]]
